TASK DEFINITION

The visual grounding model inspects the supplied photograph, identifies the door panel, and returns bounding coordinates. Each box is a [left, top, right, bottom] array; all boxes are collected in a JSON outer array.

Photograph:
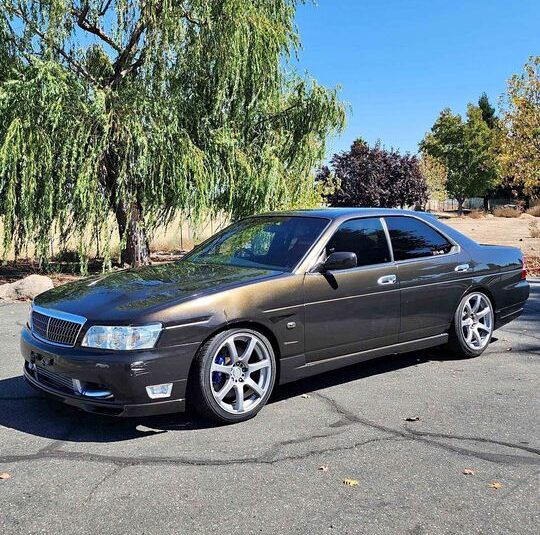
[[303, 265, 400, 362], [397, 253, 473, 342], [383, 215, 473, 342]]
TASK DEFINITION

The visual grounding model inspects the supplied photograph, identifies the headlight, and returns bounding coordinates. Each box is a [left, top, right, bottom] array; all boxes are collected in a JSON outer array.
[[81, 324, 162, 350]]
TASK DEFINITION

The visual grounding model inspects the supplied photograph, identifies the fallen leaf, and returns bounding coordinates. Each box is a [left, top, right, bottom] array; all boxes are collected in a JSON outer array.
[[462, 468, 475, 475], [0, 473, 11, 480], [404, 416, 420, 422], [343, 479, 359, 487], [489, 481, 503, 489], [318, 465, 329, 472], [300, 394, 310, 399]]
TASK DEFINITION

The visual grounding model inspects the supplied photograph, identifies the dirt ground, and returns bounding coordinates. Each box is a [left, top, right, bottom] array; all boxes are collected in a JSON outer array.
[[443, 214, 539, 256], [443, 214, 540, 274]]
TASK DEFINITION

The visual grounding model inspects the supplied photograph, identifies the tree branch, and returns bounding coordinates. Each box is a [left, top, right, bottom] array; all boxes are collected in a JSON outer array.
[[99, 0, 114, 16], [179, 2, 207, 26], [250, 103, 301, 136], [107, 1, 206, 87], [72, 5, 122, 52], [7, 5, 101, 87], [109, 16, 146, 86]]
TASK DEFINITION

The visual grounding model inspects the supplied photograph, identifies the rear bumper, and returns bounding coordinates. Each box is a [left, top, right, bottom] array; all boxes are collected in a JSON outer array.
[[20, 326, 199, 417], [495, 303, 526, 329], [494, 279, 529, 330]]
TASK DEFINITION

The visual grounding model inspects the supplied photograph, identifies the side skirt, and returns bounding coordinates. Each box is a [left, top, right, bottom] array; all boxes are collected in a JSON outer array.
[[278, 333, 448, 384]]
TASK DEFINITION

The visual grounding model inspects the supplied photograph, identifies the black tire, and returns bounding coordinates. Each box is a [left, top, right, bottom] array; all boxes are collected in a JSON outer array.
[[188, 328, 276, 424], [446, 291, 494, 358]]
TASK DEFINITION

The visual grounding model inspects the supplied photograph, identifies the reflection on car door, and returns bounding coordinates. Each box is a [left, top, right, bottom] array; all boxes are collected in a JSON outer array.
[[384, 216, 473, 342], [303, 217, 400, 362]]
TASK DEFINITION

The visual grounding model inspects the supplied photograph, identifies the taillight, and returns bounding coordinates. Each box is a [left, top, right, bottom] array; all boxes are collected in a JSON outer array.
[[521, 257, 527, 280]]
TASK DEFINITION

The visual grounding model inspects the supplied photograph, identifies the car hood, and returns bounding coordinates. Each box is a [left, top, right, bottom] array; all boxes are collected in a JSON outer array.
[[33, 261, 281, 322]]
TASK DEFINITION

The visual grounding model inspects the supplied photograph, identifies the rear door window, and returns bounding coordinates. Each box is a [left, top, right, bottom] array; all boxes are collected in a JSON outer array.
[[326, 218, 391, 267], [385, 216, 453, 261]]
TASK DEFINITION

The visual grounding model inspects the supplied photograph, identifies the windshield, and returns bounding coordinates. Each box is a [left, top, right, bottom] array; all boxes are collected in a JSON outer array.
[[186, 216, 328, 272]]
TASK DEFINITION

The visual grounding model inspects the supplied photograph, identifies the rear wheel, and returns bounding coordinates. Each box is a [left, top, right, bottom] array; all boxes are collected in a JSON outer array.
[[189, 328, 276, 424], [447, 291, 494, 358]]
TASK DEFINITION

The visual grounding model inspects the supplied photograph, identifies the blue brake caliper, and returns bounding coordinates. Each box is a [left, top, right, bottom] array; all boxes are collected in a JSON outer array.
[[212, 353, 226, 386]]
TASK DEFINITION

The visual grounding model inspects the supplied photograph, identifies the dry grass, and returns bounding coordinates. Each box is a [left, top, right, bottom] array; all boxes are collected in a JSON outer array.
[[529, 220, 540, 238], [493, 206, 522, 218], [468, 211, 484, 219], [526, 205, 540, 217], [525, 255, 540, 276]]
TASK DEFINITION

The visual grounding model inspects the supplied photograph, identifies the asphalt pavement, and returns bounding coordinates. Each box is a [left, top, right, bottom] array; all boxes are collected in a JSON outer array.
[[0, 283, 538, 534]]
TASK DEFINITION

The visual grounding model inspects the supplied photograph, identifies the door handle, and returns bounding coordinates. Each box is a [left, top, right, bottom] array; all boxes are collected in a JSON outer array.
[[377, 274, 397, 286], [454, 263, 470, 273]]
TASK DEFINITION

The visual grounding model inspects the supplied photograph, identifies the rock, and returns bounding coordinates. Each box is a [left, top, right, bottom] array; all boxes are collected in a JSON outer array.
[[522, 213, 535, 219], [0, 274, 54, 302]]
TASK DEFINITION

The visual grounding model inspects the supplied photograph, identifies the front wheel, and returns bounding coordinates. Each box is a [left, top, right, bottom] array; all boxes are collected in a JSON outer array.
[[189, 328, 276, 424], [447, 291, 494, 358]]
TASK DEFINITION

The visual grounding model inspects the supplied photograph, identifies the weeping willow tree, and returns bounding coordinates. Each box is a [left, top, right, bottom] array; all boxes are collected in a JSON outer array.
[[0, 1, 345, 267]]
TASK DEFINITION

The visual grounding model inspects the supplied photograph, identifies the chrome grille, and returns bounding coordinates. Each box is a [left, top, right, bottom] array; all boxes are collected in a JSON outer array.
[[35, 366, 75, 393], [31, 309, 84, 347]]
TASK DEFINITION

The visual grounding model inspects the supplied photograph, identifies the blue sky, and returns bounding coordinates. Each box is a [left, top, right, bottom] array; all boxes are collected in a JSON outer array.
[[294, 0, 540, 158]]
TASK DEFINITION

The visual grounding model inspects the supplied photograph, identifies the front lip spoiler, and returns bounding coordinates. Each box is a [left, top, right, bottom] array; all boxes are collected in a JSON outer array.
[[23, 367, 185, 417]]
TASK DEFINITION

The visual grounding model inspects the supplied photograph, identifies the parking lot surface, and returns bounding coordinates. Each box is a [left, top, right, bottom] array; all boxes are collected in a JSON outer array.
[[1, 283, 539, 534]]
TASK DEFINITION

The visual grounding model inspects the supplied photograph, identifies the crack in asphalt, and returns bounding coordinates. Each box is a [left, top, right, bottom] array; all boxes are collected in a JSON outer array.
[[84, 465, 124, 503], [0, 434, 403, 468], [500, 329, 540, 342], [312, 391, 540, 466], [0, 390, 537, 469]]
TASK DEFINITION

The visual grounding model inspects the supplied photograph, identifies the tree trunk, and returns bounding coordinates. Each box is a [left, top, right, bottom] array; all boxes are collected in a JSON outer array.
[[457, 197, 465, 216], [115, 200, 150, 267]]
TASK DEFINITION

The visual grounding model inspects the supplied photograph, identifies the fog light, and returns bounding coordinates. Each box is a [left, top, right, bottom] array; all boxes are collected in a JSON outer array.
[[146, 383, 173, 399]]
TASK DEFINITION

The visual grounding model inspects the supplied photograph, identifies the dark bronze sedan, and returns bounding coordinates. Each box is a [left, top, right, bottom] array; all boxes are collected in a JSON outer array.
[[21, 209, 529, 423]]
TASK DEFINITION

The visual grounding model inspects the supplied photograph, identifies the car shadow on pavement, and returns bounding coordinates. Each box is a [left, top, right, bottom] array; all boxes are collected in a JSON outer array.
[[0, 346, 473, 445]]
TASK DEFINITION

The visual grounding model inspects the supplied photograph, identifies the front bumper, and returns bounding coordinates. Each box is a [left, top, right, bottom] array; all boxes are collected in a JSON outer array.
[[20, 326, 200, 417]]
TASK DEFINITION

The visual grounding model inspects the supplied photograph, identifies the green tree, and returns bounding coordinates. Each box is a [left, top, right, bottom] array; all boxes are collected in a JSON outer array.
[[419, 152, 447, 203], [499, 56, 540, 196], [477, 92, 503, 210], [478, 92, 497, 129], [420, 105, 499, 214], [0, 1, 345, 267]]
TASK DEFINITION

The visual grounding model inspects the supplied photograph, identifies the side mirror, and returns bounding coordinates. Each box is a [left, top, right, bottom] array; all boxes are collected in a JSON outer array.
[[322, 251, 357, 272]]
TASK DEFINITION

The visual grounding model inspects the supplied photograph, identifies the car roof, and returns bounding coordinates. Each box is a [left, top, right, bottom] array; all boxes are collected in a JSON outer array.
[[257, 207, 437, 222]]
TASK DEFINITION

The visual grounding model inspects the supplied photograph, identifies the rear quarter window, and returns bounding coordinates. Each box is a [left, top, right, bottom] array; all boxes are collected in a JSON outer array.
[[385, 216, 454, 261]]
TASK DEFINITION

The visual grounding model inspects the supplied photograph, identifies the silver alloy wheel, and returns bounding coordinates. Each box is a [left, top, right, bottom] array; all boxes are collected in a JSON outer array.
[[210, 332, 273, 415], [460, 293, 493, 350]]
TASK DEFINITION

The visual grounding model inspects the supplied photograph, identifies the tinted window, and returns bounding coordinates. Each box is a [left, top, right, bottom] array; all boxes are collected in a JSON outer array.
[[385, 216, 453, 261], [326, 218, 391, 267], [187, 216, 328, 271]]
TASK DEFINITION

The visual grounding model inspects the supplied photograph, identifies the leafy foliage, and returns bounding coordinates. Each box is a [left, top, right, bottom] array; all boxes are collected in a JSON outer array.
[[322, 139, 428, 209], [499, 56, 540, 196], [420, 105, 500, 213], [478, 92, 498, 129], [0, 0, 345, 267], [419, 152, 447, 202]]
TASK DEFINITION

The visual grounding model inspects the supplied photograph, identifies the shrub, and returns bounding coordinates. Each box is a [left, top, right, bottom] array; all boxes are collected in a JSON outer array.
[[322, 140, 428, 209], [526, 205, 540, 217], [493, 206, 522, 218]]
